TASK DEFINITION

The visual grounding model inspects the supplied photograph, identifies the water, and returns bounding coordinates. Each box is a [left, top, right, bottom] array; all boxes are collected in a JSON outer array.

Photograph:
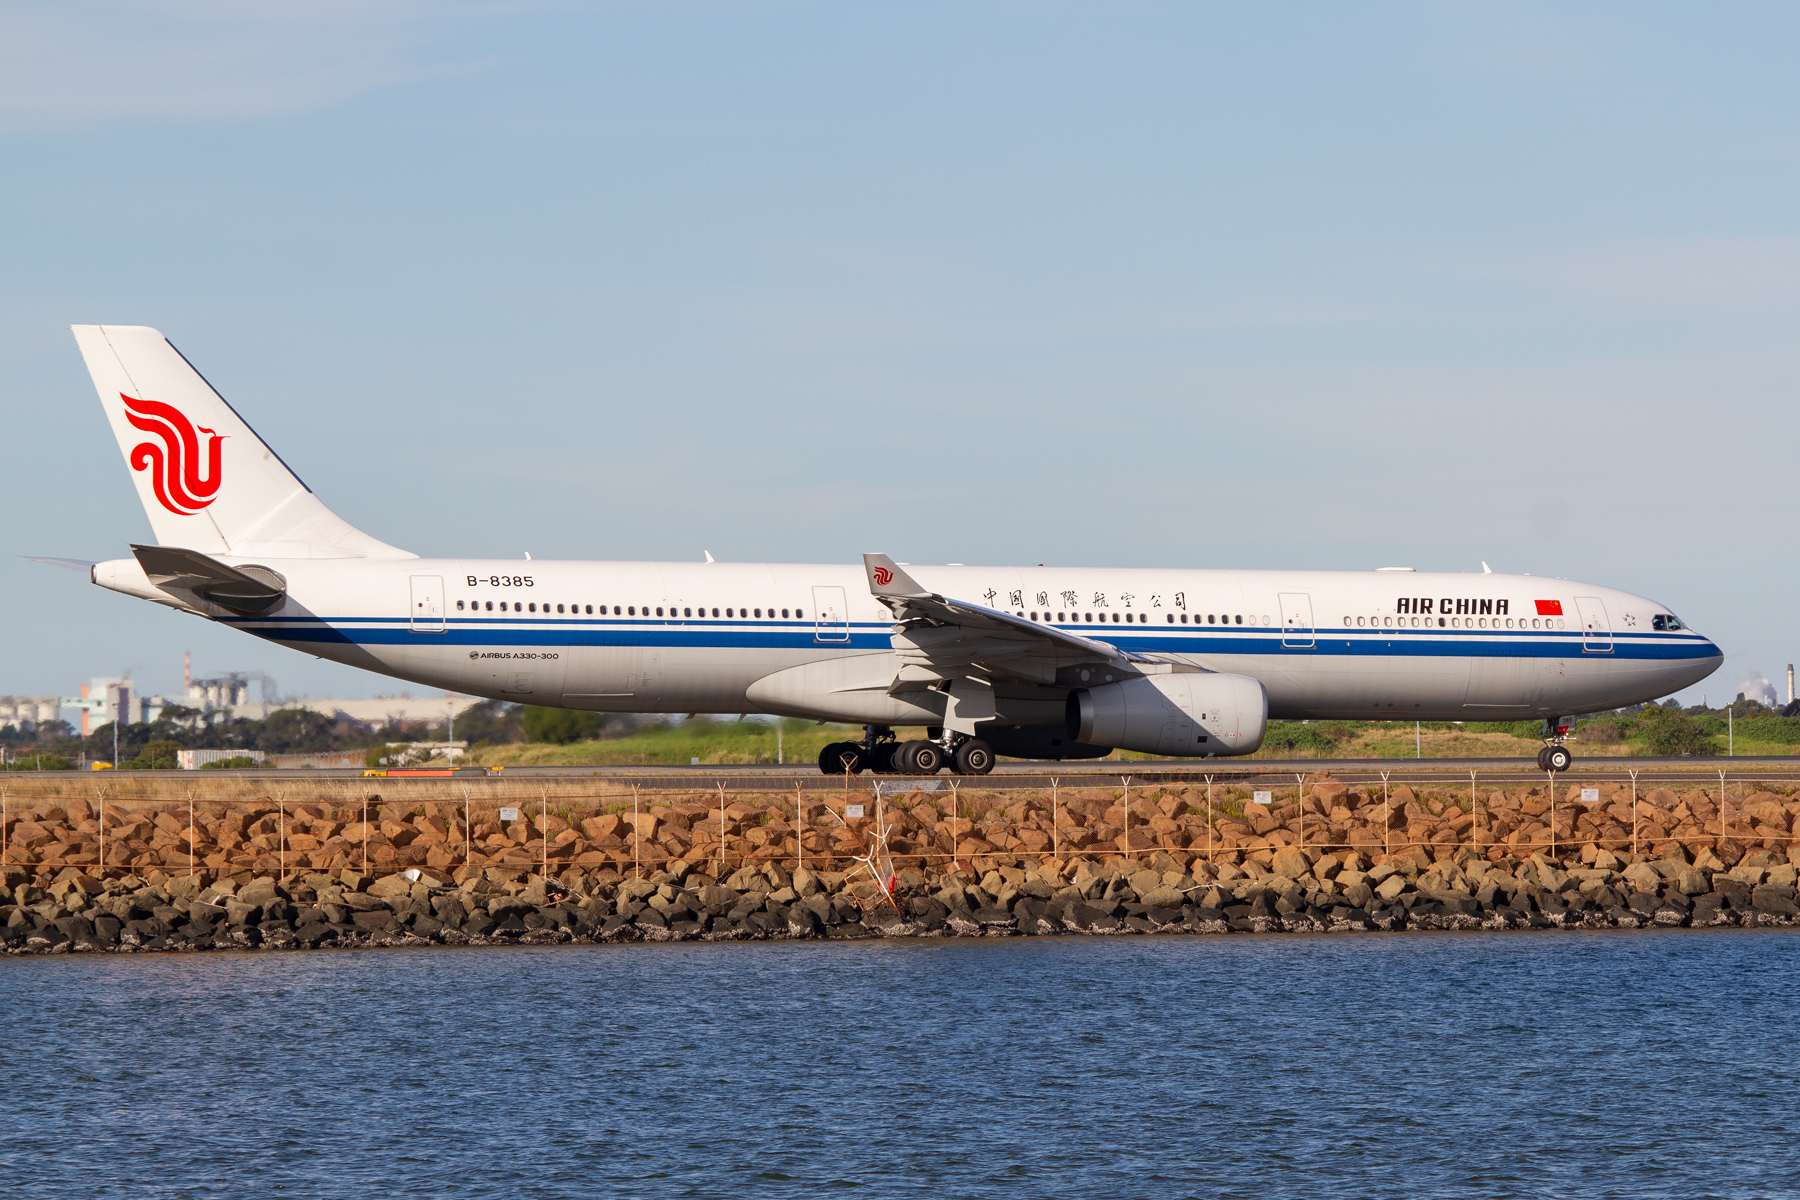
[[3, 931, 1798, 1199]]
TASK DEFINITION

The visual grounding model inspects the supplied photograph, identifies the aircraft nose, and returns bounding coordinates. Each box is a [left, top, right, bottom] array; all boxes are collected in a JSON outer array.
[[1687, 635, 1725, 685]]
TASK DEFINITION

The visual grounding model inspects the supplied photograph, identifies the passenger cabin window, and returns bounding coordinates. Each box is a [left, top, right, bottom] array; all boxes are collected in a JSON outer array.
[[456, 601, 464, 611]]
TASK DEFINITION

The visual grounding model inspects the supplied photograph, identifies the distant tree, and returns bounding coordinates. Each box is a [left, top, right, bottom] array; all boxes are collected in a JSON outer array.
[[522, 706, 606, 744], [4, 754, 73, 770], [124, 739, 184, 769], [1637, 706, 1717, 756], [458, 700, 526, 744]]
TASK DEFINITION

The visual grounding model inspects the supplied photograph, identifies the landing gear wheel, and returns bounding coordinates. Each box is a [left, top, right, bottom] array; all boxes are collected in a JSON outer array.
[[1535, 747, 1550, 770], [818, 742, 861, 775], [1545, 745, 1572, 773], [953, 738, 994, 776], [890, 740, 919, 774], [910, 742, 945, 775], [866, 742, 899, 773]]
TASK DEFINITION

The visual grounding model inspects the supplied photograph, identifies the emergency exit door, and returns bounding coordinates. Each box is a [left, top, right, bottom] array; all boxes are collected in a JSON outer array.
[[1279, 592, 1314, 649], [812, 585, 850, 643], [410, 576, 445, 633]]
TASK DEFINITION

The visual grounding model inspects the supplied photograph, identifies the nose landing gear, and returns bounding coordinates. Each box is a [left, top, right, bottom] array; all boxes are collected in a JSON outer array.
[[1536, 715, 1576, 772]]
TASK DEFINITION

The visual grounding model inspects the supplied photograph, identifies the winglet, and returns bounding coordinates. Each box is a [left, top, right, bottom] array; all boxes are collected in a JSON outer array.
[[862, 553, 931, 599]]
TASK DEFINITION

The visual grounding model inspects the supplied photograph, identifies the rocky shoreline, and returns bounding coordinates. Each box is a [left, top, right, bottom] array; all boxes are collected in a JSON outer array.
[[9, 848, 1800, 955], [7, 777, 1800, 953]]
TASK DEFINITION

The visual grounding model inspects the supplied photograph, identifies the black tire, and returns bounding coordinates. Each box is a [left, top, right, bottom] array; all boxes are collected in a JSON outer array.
[[1535, 746, 1550, 771], [889, 740, 918, 774], [910, 742, 945, 774], [868, 742, 899, 774], [1546, 745, 1572, 773], [954, 739, 994, 776], [818, 742, 858, 775]]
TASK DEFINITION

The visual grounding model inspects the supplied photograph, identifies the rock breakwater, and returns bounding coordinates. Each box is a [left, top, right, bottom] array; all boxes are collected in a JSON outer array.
[[5, 775, 1799, 952], [7, 848, 1800, 955]]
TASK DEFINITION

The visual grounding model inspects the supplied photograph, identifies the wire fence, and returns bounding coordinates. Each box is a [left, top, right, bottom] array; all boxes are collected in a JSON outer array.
[[4, 766, 1796, 885]]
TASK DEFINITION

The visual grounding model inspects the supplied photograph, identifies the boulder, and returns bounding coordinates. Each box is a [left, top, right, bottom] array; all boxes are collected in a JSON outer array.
[[1139, 885, 1187, 909], [238, 878, 281, 906], [697, 885, 740, 911], [1271, 846, 1310, 879], [1674, 866, 1711, 896]]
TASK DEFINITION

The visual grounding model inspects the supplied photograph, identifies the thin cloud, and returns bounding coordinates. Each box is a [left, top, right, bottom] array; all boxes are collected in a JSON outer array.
[[0, 1, 486, 132], [1492, 237, 1800, 311]]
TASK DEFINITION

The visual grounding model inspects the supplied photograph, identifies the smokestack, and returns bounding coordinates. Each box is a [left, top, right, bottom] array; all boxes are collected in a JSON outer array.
[[184, 650, 191, 691], [1789, 664, 1794, 705]]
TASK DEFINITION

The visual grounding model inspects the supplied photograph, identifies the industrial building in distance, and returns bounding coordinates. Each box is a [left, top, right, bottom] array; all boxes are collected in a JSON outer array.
[[2, 651, 484, 740]]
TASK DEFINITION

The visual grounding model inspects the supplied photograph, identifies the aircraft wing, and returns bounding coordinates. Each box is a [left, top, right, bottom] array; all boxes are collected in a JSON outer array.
[[861, 552, 1146, 689]]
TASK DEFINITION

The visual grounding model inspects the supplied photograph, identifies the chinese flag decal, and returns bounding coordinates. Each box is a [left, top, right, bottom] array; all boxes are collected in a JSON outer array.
[[1535, 600, 1564, 616]]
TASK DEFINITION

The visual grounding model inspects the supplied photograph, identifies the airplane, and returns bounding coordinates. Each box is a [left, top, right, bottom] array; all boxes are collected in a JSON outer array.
[[50, 325, 1722, 776]]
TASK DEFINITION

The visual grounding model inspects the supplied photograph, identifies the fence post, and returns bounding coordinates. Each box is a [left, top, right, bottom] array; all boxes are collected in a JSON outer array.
[[1548, 769, 1556, 858], [463, 788, 471, 876], [1205, 774, 1214, 862], [1629, 769, 1639, 860], [796, 785, 803, 876], [278, 798, 285, 882], [96, 792, 104, 876], [951, 781, 960, 873], [541, 789, 549, 882], [1122, 775, 1132, 859], [362, 795, 369, 876], [1380, 771, 1391, 862], [1718, 769, 1730, 855], [189, 791, 196, 880], [1469, 770, 1479, 856], [633, 786, 640, 881], [1295, 772, 1307, 850], [1051, 778, 1059, 860], [718, 783, 727, 879]]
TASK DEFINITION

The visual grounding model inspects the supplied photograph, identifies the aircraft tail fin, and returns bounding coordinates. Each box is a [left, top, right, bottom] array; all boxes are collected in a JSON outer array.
[[71, 325, 413, 560]]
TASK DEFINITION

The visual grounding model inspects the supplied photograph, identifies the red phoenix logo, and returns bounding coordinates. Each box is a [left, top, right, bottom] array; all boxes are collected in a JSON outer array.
[[872, 566, 893, 587], [121, 393, 225, 515]]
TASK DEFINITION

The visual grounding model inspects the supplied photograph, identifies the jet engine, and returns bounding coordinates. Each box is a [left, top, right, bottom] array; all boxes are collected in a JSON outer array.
[[1066, 672, 1267, 757]]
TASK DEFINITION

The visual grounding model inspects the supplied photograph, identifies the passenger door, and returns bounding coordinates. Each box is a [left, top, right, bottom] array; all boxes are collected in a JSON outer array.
[[812, 585, 850, 643], [1278, 592, 1314, 649], [1576, 596, 1612, 653]]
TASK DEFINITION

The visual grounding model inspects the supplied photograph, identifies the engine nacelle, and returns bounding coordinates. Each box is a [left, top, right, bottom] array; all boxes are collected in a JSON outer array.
[[1067, 672, 1267, 757]]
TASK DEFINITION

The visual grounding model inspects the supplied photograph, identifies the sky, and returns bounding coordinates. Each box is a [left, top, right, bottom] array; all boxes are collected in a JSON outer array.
[[2, 1, 1796, 708]]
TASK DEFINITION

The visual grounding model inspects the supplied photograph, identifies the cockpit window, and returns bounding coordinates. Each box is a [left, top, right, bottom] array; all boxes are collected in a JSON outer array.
[[1652, 613, 1686, 631]]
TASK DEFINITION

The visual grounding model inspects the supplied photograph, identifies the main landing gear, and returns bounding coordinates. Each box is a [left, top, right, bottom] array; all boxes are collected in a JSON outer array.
[[817, 725, 995, 776], [1536, 715, 1576, 773]]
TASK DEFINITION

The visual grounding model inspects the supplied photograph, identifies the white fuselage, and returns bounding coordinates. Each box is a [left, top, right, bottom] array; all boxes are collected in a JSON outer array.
[[189, 558, 1720, 726]]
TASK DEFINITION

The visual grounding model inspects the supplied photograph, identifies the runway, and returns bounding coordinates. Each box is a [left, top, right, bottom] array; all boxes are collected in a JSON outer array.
[[96, 755, 1800, 790]]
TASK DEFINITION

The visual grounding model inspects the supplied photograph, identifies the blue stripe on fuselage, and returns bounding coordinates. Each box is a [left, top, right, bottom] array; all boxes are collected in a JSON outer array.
[[221, 616, 1720, 661]]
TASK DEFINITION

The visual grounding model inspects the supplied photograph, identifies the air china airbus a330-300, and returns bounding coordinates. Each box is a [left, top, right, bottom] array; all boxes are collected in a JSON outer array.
[[50, 326, 1722, 775]]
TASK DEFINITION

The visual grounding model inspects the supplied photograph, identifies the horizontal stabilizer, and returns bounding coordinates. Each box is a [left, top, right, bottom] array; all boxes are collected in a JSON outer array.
[[25, 556, 96, 573], [131, 544, 287, 615]]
